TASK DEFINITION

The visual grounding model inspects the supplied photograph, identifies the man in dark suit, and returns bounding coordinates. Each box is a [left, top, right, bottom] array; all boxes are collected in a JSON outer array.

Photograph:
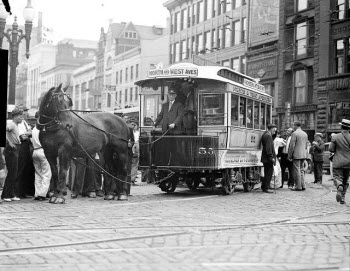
[[279, 127, 294, 188], [311, 132, 325, 184], [329, 119, 350, 204], [288, 121, 308, 191], [260, 123, 277, 193], [153, 89, 184, 135]]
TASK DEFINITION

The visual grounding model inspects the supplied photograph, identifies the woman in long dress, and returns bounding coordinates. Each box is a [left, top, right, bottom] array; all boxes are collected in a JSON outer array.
[[271, 131, 286, 189]]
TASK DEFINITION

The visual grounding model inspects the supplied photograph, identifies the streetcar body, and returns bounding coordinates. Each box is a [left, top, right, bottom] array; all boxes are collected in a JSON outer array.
[[135, 63, 273, 194]]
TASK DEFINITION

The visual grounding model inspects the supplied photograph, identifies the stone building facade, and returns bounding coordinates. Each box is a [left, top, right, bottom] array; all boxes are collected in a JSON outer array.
[[317, 0, 350, 141], [164, 0, 248, 73]]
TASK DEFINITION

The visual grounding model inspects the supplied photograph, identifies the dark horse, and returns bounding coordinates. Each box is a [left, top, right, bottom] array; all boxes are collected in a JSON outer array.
[[37, 84, 132, 204]]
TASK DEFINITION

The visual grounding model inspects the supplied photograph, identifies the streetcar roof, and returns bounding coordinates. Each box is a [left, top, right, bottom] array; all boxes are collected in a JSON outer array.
[[135, 63, 269, 96]]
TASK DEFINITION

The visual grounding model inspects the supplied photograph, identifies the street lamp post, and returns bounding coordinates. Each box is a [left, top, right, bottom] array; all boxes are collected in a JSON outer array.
[[0, 0, 35, 105]]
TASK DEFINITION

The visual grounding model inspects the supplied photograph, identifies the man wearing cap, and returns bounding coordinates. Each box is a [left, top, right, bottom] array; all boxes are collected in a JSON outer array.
[[329, 119, 350, 204], [1, 108, 23, 202], [260, 123, 277, 193], [16, 105, 35, 198], [288, 121, 308, 191], [310, 133, 325, 184], [154, 89, 184, 135]]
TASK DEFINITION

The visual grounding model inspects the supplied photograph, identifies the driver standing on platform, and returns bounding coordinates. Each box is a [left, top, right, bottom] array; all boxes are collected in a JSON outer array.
[[153, 89, 184, 135]]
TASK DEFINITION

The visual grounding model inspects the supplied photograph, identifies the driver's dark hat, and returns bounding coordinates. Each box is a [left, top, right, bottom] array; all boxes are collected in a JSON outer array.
[[340, 119, 350, 128]]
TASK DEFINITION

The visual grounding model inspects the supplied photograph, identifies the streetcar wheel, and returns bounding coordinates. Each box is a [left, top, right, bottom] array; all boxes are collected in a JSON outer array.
[[186, 179, 200, 191], [243, 182, 255, 192], [159, 180, 177, 193]]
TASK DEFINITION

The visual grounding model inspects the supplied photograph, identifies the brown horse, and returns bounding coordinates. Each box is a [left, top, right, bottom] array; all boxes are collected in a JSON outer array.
[[37, 84, 132, 204]]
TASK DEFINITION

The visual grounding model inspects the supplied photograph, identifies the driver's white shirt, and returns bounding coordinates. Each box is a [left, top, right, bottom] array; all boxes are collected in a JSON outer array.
[[18, 120, 31, 136]]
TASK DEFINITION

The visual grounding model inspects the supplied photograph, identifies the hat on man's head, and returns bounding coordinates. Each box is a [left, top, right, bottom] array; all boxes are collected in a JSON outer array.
[[16, 104, 29, 111], [339, 119, 350, 128], [315, 132, 323, 137], [168, 89, 177, 94], [267, 123, 277, 129], [12, 108, 23, 117]]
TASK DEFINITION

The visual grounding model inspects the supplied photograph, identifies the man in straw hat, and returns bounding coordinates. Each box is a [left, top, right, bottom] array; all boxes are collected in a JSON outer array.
[[329, 119, 350, 204], [310, 132, 325, 184]]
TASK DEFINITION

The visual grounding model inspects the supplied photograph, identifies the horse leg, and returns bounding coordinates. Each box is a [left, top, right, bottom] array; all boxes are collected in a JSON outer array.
[[46, 155, 58, 203], [114, 150, 130, 201], [54, 147, 70, 204], [103, 149, 116, 200]]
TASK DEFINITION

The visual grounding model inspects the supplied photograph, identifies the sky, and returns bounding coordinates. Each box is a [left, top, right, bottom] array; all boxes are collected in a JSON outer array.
[[5, 0, 170, 41]]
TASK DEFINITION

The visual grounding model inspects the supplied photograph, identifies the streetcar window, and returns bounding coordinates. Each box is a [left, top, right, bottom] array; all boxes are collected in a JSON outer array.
[[199, 94, 225, 125], [239, 97, 246, 127], [254, 102, 260, 129], [260, 103, 266, 130], [231, 94, 239, 126], [143, 95, 157, 126], [266, 104, 271, 125], [247, 99, 253, 128]]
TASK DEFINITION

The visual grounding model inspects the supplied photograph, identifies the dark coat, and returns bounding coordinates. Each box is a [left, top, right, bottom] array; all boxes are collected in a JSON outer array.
[[182, 90, 196, 133], [311, 139, 325, 163], [329, 130, 350, 168], [261, 131, 276, 164], [155, 101, 184, 134]]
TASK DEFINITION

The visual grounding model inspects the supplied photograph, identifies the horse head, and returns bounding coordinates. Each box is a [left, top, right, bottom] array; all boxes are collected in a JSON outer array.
[[37, 84, 73, 130]]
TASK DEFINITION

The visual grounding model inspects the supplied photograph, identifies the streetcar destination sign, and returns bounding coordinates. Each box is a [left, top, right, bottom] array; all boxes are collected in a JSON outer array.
[[148, 68, 198, 78]]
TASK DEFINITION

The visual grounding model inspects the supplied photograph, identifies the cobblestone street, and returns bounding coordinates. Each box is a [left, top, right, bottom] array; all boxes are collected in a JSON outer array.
[[0, 173, 349, 271]]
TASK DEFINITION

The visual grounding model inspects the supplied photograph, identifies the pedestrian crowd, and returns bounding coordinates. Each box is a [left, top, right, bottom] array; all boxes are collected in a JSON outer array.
[[260, 119, 349, 204]]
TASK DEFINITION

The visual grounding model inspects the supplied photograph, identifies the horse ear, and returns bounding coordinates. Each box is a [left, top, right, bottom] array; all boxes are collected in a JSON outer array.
[[55, 83, 63, 93], [63, 84, 70, 92]]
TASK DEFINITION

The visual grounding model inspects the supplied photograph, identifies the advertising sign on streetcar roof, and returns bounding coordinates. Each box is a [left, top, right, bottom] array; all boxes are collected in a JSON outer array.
[[148, 67, 198, 78]]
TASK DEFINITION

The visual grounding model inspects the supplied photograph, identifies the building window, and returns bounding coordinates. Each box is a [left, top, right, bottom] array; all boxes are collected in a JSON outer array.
[[181, 9, 187, 30], [107, 93, 111, 107], [135, 87, 139, 101], [125, 89, 128, 103], [130, 87, 133, 101], [233, 0, 241, 9], [336, 39, 345, 74], [174, 12, 180, 33], [187, 5, 192, 28], [204, 31, 211, 51], [197, 1, 204, 23], [241, 18, 246, 43], [181, 40, 187, 60], [170, 14, 174, 34], [212, 28, 217, 49], [212, 0, 217, 17], [197, 34, 203, 53], [130, 66, 134, 80], [294, 69, 307, 105], [297, 0, 308, 11], [233, 21, 241, 45], [218, 27, 223, 48], [225, 0, 232, 12], [119, 90, 122, 104], [120, 70, 123, 84], [192, 3, 196, 26], [125, 68, 128, 82], [135, 64, 139, 79], [223, 24, 231, 48], [231, 57, 239, 70], [175, 42, 180, 62], [296, 22, 307, 57], [240, 56, 246, 73], [222, 60, 230, 67], [207, 0, 213, 19], [116, 71, 118, 85]]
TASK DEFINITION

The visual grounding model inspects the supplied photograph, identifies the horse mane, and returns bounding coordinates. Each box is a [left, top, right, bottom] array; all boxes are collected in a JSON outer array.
[[39, 87, 56, 113]]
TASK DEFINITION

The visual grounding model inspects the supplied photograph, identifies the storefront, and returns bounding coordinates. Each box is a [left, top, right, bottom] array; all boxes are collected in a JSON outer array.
[[318, 75, 350, 141]]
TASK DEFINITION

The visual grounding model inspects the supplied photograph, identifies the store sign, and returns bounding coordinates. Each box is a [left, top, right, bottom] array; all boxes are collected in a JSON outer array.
[[148, 68, 198, 78], [247, 57, 278, 80], [326, 77, 350, 90], [292, 104, 317, 112], [243, 78, 266, 92], [230, 85, 272, 104], [221, 150, 262, 168]]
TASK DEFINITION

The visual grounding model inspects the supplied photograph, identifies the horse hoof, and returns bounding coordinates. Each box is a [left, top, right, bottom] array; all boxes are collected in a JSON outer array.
[[117, 194, 128, 201], [104, 195, 114, 200], [54, 197, 65, 204], [49, 197, 57, 203], [47, 192, 54, 198], [71, 194, 78, 199]]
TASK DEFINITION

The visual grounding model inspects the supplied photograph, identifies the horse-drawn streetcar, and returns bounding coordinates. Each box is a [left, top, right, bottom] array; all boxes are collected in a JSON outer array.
[[135, 63, 273, 194]]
